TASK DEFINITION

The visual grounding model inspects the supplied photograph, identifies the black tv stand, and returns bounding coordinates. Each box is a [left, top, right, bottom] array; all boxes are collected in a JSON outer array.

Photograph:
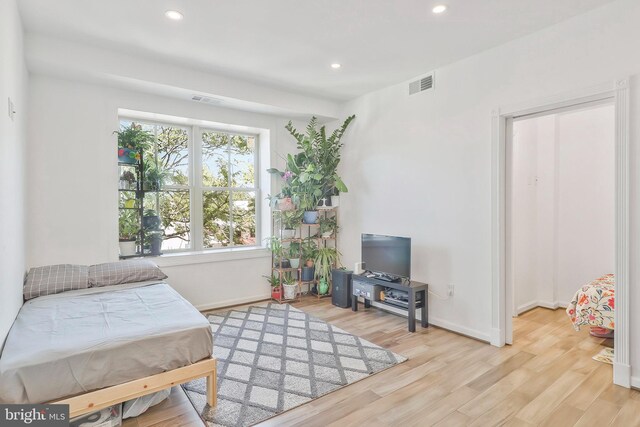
[[352, 274, 428, 332]]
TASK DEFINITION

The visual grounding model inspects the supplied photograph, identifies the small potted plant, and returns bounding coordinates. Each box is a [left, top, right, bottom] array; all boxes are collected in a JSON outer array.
[[115, 122, 153, 164], [315, 247, 339, 295], [264, 274, 282, 300], [300, 239, 317, 281], [281, 209, 302, 239], [288, 242, 301, 269], [319, 216, 337, 238], [144, 230, 163, 256], [119, 210, 139, 256], [282, 274, 298, 300], [142, 209, 161, 229], [144, 163, 169, 191], [266, 236, 289, 269], [331, 188, 341, 208], [119, 170, 137, 190]]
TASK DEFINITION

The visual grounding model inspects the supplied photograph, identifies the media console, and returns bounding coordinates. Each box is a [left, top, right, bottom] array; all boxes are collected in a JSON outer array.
[[351, 274, 428, 332]]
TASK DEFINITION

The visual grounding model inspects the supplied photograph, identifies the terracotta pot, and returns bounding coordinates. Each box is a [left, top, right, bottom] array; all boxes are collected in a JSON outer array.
[[278, 197, 295, 211], [306, 259, 314, 267], [271, 287, 282, 299]]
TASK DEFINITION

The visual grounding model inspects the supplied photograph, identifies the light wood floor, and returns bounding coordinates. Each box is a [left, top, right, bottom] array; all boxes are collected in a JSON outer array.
[[123, 298, 639, 427]]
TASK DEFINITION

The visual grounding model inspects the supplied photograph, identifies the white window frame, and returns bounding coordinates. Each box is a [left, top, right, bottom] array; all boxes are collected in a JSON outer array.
[[119, 117, 261, 254]]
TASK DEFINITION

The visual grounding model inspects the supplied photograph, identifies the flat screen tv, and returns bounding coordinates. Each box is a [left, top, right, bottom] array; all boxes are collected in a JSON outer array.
[[361, 234, 411, 280]]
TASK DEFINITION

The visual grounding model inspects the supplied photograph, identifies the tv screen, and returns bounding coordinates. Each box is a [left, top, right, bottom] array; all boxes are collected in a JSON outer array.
[[361, 234, 411, 279]]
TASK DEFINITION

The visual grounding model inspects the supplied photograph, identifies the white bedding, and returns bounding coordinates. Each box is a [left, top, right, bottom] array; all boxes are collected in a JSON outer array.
[[0, 282, 213, 404]]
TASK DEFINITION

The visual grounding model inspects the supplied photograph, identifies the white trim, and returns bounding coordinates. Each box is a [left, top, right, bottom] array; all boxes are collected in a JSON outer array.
[[368, 300, 492, 343], [631, 376, 640, 390], [155, 247, 270, 267], [491, 79, 631, 388], [613, 78, 631, 388]]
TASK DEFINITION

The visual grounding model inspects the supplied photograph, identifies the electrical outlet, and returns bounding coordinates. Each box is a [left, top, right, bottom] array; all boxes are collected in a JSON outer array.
[[448, 284, 454, 297], [8, 97, 15, 121]]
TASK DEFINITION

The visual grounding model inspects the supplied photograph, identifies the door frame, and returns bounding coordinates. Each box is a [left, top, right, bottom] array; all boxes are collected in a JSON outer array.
[[490, 79, 631, 388]]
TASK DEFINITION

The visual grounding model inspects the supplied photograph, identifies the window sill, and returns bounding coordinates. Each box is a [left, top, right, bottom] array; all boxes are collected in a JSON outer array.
[[154, 246, 271, 267]]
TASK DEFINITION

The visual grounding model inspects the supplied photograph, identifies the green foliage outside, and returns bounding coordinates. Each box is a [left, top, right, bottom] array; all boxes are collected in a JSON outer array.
[[121, 121, 257, 251]]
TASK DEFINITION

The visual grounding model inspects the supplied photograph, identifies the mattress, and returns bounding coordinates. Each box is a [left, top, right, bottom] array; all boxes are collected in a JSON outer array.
[[566, 274, 615, 331], [0, 282, 213, 404]]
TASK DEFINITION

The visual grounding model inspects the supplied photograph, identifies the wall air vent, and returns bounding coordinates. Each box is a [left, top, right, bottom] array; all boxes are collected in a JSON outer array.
[[409, 72, 435, 95]]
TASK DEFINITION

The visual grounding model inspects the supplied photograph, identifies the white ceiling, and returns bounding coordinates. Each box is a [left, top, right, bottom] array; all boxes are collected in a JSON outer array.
[[18, 0, 615, 101]]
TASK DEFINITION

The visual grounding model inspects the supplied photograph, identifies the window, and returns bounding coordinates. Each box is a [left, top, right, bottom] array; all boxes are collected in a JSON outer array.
[[119, 118, 259, 253]]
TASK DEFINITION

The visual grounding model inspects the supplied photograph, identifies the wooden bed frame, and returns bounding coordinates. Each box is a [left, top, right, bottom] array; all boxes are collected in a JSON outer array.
[[52, 357, 217, 418]]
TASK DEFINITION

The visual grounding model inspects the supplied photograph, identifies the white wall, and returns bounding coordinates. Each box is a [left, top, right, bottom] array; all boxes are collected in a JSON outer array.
[[511, 105, 615, 314], [556, 106, 616, 302], [338, 0, 640, 358], [26, 74, 304, 310], [0, 0, 28, 349]]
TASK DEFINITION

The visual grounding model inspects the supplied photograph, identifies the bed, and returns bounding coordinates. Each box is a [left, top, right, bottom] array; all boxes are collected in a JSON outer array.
[[0, 280, 216, 416], [566, 274, 615, 331]]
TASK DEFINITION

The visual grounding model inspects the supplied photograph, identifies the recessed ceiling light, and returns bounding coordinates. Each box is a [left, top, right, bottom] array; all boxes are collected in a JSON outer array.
[[165, 10, 184, 20], [331, 63, 341, 69], [432, 5, 447, 14]]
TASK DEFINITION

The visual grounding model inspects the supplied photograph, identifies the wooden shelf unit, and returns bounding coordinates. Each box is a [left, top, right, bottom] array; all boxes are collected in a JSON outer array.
[[270, 207, 338, 302]]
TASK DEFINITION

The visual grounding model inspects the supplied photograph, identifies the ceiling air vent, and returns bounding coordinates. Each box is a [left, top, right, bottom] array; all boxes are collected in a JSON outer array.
[[409, 73, 435, 95], [191, 95, 223, 105]]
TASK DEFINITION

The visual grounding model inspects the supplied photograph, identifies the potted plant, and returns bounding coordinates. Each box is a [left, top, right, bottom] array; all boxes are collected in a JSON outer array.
[[288, 242, 301, 269], [319, 216, 337, 238], [145, 231, 163, 256], [331, 188, 341, 208], [115, 122, 154, 164], [119, 210, 139, 256], [300, 238, 317, 281], [144, 162, 169, 191], [264, 274, 282, 300], [267, 115, 355, 224], [119, 170, 137, 190], [266, 236, 289, 269], [282, 274, 298, 300], [315, 247, 340, 295], [142, 209, 161, 229], [281, 209, 302, 239]]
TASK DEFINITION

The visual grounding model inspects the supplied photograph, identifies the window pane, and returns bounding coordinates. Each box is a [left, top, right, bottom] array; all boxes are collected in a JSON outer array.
[[203, 190, 230, 248], [159, 190, 191, 250], [230, 135, 255, 188], [202, 131, 229, 187], [232, 191, 256, 246], [157, 126, 189, 186]]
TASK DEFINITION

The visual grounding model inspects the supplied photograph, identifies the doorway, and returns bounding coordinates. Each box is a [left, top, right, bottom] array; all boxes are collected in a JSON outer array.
[[491, 79, 631, 388], [508, 102, 615, 378]]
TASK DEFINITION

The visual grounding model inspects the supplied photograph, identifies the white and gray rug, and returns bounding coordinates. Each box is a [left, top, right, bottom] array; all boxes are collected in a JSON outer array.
[[182, 303, 406, 427]]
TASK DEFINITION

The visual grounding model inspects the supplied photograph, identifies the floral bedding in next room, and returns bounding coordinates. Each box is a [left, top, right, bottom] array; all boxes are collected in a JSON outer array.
[[566, 274, 615, 331]]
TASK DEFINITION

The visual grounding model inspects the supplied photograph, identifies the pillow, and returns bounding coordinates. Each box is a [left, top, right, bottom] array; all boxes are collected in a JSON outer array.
[[88, 259, 167, 287], [23, 264, 89, 300]]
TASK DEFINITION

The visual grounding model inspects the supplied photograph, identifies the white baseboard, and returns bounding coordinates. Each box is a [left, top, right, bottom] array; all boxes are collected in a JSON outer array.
[[614, 362, 631, 388], [517, 300, 568, 314], [630, 376, 640, 390], [490, 328, 505, 347], [198, 294, 492, 343], [516, 300, 539, 314], [369, 300, 491, 343], [195, 294, 271, 312]]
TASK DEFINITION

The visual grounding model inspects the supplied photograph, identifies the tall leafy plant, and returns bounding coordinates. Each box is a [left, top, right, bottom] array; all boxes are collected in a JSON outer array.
[[268, 115, 355, 208]]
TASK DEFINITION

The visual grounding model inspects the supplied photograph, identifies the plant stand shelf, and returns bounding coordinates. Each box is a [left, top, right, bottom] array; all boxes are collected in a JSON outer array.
[[269, 208, 339, 300]]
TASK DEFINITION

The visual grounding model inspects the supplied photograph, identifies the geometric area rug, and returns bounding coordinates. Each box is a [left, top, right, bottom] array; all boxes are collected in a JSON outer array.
[[182, 302, 407, 427]]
